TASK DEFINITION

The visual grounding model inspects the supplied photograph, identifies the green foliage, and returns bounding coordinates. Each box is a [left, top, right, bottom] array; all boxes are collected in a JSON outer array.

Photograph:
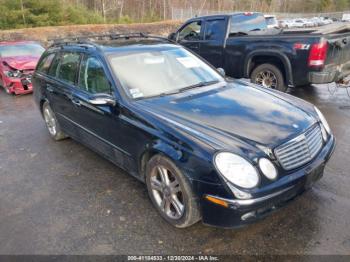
[[0, 0, 104, 29], [118, 15, 133, 24]]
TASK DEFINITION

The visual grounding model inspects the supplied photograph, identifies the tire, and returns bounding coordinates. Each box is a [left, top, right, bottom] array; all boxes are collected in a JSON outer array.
[[145, 154, 201, 228], [251, 63, 287, 92], [5, 87, 12, 95], [42, 101, 67, 141]]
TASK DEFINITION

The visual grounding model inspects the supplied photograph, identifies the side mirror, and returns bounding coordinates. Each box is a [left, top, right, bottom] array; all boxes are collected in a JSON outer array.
[[217, 68, 226, 77], [168, 32, 176, 41], [88, 94, 116, 106]]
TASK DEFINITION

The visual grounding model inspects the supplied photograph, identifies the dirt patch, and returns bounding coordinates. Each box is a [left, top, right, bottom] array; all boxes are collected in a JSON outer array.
[[0, 21, 183, 45]]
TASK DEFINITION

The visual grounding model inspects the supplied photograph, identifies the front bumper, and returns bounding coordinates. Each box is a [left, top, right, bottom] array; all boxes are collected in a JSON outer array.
[[3, 76, 33, 95], [200, 135, 336, 228]]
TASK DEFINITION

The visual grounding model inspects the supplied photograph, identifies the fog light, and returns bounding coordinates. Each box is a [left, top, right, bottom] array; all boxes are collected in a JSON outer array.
[[259, 158, 278, 180], [241, 211, 256, 221]]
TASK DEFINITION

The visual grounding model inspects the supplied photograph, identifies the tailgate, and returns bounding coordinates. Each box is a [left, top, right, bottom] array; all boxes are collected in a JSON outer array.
[[326, 33, 350, 69]]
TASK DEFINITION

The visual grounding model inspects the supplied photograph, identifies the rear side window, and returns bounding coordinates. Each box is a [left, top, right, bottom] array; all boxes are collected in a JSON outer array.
[[56, 52, 81, 84], [36, 53, 56, 74], [205, 19, 226, 40], [230, 13, 267, 33], [48, 54, 61, 77], [78, 56, 111, 94]]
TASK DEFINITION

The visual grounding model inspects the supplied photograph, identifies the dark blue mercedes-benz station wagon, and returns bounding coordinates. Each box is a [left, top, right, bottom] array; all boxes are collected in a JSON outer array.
[[33, 34, 335, 228]]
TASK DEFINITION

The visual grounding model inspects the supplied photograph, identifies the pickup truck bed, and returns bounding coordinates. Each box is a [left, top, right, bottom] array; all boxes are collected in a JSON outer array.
[[170, 13, 350, 91]]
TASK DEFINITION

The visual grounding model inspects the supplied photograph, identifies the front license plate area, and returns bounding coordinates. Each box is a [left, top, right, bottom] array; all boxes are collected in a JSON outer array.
[[21, 77, 32, 86], [305, 163, 325, 189]]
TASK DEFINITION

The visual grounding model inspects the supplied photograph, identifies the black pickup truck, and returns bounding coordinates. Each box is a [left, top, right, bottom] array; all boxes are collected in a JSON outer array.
[[169, 12, 350, 91]]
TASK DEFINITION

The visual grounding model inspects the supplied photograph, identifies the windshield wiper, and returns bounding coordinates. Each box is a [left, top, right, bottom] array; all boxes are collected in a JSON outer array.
[[147, 80, 219, 99], [177, 80, 219, 93]]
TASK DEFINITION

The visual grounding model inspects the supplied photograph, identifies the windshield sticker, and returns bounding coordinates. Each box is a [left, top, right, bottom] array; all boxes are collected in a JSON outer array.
[[129, 88, 144, 99], [176, 57, 200, 68], [144, 56, 165, 64]]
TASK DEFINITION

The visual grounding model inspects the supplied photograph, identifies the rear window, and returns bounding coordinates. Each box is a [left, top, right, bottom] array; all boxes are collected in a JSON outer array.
[[205, 19, 226, 40], [230, 13, 267, 33]]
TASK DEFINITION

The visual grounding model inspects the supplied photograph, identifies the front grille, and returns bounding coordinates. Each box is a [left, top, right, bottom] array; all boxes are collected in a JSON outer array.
[[275, 124, 323, 170]]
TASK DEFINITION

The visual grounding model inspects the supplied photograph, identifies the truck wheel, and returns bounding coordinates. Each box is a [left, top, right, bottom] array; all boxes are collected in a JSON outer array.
[[145, 154, 201, 228], [251, 63, 287, 92]]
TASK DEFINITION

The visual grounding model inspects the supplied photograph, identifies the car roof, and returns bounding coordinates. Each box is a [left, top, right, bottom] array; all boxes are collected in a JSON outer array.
[[51, 37, 180, 55], [188, 12, 262, 21]]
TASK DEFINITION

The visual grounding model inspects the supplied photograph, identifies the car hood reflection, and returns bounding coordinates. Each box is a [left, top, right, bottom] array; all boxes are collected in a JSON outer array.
[[138, 82, 316, 149]]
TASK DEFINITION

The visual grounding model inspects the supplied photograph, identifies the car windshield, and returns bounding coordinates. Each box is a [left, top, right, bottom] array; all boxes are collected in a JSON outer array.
[[0, 43, 45, 58], [108, 47, 223, 99]]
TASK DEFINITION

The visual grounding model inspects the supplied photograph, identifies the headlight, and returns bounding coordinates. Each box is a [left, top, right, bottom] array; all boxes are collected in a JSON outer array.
[[5, 70, 21, 78], [214, 152, 259, 189], [259, 158, 278, 180], [314, 106, 331, 134]]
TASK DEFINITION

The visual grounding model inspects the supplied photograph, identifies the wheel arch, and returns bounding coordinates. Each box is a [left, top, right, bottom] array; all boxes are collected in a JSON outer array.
[[139, 141, 183, 181], [244, 51, 294, 86], [39, 98, 49, 116]]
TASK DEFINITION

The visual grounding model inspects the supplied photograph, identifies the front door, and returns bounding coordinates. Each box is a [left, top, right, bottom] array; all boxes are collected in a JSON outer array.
[[46, 51, 82, 137], [176, 20, 203, 55], [69, 54, 134, 171]]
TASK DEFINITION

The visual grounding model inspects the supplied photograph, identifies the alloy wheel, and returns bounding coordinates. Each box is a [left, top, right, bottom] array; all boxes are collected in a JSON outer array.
[[150, 165, 185, 220], [255, 70, 278, 89], [43, 106, 57, 136]]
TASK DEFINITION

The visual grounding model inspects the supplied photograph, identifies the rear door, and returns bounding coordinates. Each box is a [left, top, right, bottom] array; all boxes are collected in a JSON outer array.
[[200, 17, 227, 68], [176, 20, 203, 55], [46, 51, 82, 136]]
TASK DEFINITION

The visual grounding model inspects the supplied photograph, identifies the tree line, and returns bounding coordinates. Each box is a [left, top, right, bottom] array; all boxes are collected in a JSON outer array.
[[1, 0, 350, 30]]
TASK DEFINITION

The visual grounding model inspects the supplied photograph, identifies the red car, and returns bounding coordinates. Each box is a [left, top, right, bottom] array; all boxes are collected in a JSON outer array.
[[0, 41, 45, 95]]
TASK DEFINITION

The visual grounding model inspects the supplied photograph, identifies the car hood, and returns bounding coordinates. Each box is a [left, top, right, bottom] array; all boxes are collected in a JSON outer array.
[[2, 56, 40, 71], [137, 81, 317, 150]]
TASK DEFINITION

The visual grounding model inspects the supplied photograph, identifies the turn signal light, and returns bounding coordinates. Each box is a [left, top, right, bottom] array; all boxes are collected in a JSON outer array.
[[205, 195, 229, 208]]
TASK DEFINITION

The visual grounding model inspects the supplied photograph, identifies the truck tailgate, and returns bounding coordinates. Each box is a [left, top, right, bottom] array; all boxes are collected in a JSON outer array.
[[327, 34, 350, 66], [325, 33, 350, 81]]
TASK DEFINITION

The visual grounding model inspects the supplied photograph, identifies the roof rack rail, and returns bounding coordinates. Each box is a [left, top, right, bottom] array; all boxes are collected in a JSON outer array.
[[48, 32, 173, 46]]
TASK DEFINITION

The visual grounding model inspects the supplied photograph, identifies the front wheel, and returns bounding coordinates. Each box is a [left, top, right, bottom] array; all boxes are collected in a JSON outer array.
[[145, 155, 200, 228], [251, 63, 287, 92]]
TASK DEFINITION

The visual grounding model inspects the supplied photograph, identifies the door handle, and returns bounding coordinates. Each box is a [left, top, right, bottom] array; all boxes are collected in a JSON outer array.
[[46, 84, 54, 93], [71, 98, 81, 107]]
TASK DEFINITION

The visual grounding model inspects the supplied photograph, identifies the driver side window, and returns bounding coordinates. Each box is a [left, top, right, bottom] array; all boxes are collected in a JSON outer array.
[[78, 55, 111, 94], [178, 21, 202, 41]]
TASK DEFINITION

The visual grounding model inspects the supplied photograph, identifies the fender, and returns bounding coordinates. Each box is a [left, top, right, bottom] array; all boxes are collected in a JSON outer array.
[[139, 140, 183, 181], [244, 50, 294, 87]]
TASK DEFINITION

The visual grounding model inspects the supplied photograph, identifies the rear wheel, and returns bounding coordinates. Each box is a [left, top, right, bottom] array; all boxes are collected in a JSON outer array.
[[42, 101, 67, 141], [251, 63, 287, 92], [145, 155, 200, 228]]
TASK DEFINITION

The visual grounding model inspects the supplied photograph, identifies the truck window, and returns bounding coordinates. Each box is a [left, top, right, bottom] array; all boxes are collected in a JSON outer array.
[[230, 13, 267, 34], [205, 19, 226, 40], [178, 21, 202, 41]]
